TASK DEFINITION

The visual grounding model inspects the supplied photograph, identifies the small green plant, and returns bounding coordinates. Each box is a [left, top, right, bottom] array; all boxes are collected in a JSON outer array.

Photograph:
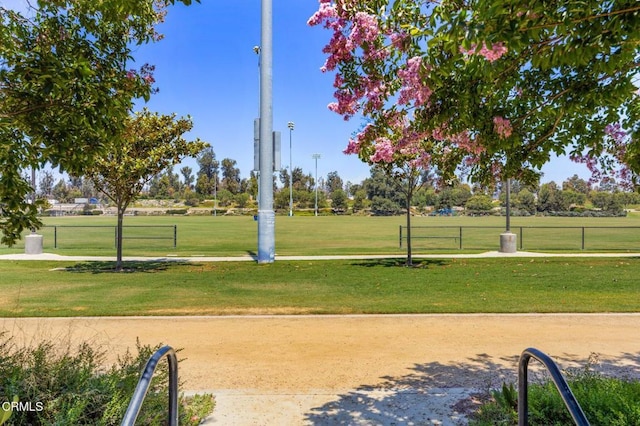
[[470, 356, 640, 426], [0, 396, 18, 425], [0, 332, 214, 425], [491, 382, 518, 411]]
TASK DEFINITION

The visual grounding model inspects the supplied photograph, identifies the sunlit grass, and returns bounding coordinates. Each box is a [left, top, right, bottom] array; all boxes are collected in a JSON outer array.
[[2, 215, 640, 256], [1, 257, 638, 317]]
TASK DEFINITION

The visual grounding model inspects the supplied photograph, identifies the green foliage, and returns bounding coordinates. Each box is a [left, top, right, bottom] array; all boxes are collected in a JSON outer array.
[[0, 0, 183, 245], [465, 195, 494, 212], [0, 332, 213, 425], [84, 109, 207, 270], [371, 196, 401, 215], [331, 189, 349, 212], [313, 0, 639, 190], [166, 209, 188, 215], [471, 360, 640, 425]]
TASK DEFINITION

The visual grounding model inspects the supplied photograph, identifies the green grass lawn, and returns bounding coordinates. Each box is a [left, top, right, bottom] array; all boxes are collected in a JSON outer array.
[[2, 215, 640, 256], [1, 257, 638, 316]]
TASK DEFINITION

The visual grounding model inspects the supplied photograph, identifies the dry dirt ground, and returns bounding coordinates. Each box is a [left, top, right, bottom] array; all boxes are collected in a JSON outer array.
[[2, 314, 640, 425]]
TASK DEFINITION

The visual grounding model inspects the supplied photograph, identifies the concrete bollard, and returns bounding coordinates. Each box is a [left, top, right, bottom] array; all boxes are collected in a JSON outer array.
[[499, 232, 517, 253], [25, 233, 43, 255]]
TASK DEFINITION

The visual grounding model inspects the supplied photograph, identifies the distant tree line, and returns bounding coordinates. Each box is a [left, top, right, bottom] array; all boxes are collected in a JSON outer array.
[[39, 148, 640, 216]]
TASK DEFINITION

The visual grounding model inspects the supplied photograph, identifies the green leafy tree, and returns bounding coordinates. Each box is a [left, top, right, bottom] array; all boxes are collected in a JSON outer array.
[[515, 189, 536, 215], [465, 195, 493, 213], [309, 0, 639, 195], [538, 182, 568, 212], [52, 179, 71, 203], [195, 146, 219, 197], [38, 171, 55, 198], [563, 175, 591, 195], [331, 188, 349, 212], [352, 189, 368, 212], [0, 0, 197, 245], [85, 109, 207, 271], [221, 158, 241, 194], [325, 171, 344, 194], [180, 166, 194, 191]]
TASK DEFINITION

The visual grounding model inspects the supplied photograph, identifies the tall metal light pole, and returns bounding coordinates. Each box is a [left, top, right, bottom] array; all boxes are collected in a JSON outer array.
[[287, 121, 294, 217], [312, 153, 321, 217], [257, 0, 275, 263]]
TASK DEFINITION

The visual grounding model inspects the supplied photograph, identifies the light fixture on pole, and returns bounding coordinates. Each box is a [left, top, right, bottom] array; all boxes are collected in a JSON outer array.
[[312, 153, 321, 217], [287, 121, 294, 217]]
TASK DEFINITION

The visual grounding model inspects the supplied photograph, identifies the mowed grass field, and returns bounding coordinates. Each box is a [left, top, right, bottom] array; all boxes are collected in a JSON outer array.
[[1, 215, 640, 316], [2, 213, 640, 257], [0, 257, 639, 316]]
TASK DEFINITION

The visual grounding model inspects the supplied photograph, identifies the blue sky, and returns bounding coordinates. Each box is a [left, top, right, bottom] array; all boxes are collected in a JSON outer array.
[[3, 0, 591, 186]]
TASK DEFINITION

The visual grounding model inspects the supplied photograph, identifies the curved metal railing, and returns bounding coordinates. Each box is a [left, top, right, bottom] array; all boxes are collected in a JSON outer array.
[[518, 347, 589, 426], [121, 345, 179, 426]]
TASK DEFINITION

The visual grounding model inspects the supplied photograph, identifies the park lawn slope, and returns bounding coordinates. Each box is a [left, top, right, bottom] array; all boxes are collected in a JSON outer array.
[[0, 258, 638, 316]]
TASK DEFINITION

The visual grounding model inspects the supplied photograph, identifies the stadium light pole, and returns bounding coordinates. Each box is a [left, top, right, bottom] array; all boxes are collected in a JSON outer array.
[[287, 121, 294, 217], [257, 0, 275, 263], [312, 153, 321, 217]]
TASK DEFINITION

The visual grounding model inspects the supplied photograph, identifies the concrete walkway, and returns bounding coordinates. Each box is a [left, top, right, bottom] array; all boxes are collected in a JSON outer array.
[[2, 250, 640, 262]]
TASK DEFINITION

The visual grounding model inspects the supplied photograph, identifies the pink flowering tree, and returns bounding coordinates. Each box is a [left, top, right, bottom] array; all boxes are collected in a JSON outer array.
[[349, 114, 433, 265], [309, 0, 639, 191]]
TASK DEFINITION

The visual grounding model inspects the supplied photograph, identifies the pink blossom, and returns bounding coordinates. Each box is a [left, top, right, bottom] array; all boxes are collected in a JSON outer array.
[[343, 139, 360, 155], [350, 12, 380, 47], [604, 123, 627, 143], [126, 70, 136, 79], [307, 1, 337, 26], [460, 42, 508, 62], [370, 138, 394, 163], [493, 116, 513, 139], [397, 56, 432, 106]]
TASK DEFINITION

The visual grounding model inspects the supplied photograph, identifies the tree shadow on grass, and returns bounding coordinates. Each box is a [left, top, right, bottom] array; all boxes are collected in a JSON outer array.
[[304, 351, 640, 425], [350, 258, 449, 268], [61, 259, 191, 274]]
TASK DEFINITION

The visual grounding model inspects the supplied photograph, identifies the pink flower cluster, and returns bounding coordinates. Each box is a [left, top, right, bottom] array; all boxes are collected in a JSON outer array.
[[493, 116, 513, 139], [351, 12, 380, 48], [310, 3, 383, 73], [328, 88, 359, 119], [343, 123, 374, 155], [370, 138, 395, 163], [307, 0, 336, 27], [397, 56, 432, 106], [460, 42, 508, 62], [604, 123, 627, 144]]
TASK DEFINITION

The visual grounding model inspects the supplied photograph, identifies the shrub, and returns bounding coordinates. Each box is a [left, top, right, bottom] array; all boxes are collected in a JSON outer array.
[[0, 333, 214, 425], [184, 198, 200, 207], [470, 359, 640, 425], [165, 209, 188, 215]]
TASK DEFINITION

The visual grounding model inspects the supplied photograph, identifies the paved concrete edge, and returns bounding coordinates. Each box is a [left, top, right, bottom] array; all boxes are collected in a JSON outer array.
[[2, 251, 640, 261]]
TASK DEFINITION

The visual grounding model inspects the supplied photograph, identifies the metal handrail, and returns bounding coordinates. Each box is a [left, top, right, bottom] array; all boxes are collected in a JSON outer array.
[[518, 347, 589, 426], [121, 345, 179, 426]]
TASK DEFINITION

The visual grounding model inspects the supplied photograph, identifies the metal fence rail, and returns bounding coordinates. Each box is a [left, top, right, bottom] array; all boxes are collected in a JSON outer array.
[[121, 345, 179, 426], [399, 225, 640, 251], [518, 347, 589, 426], [42, 225, 177, 248]]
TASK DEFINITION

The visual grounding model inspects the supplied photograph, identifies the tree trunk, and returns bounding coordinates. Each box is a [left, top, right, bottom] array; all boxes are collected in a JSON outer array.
[[405, 194, 412, 267], [116, 203, 125, 272]]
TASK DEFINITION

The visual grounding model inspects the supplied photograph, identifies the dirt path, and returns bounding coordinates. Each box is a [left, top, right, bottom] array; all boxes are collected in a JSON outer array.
[[2, 314, 640, 424]]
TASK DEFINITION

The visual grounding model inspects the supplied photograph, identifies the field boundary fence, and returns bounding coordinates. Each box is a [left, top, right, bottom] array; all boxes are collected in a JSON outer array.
[[42, 225, 177, 249], [399, 225, 640, 251]]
